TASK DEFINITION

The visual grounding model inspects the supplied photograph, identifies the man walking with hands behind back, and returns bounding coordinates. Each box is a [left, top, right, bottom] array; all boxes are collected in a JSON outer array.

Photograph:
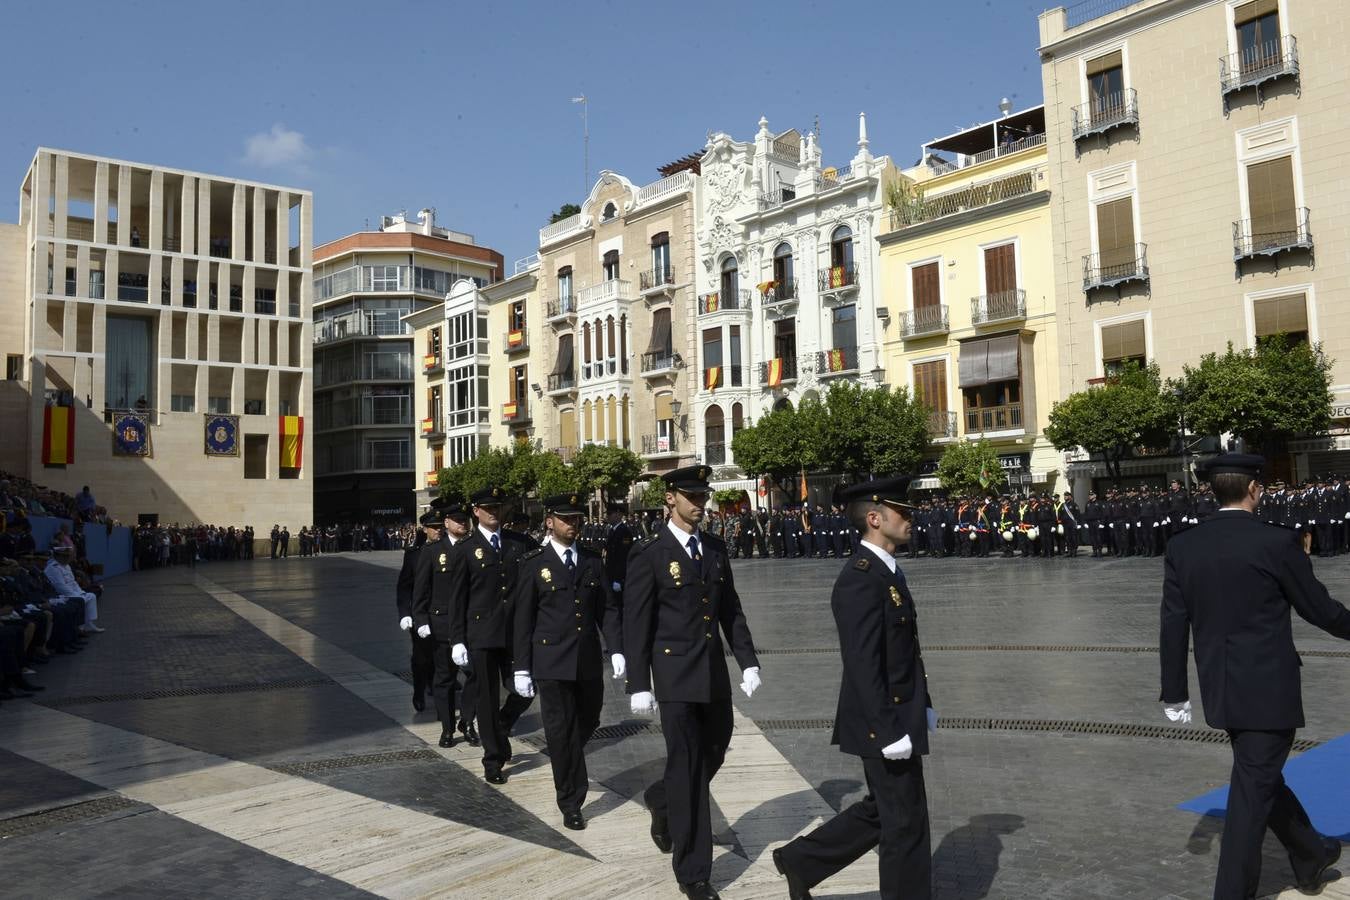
[[1160, 453, 1350, 899], [773, 476, 936, 900]]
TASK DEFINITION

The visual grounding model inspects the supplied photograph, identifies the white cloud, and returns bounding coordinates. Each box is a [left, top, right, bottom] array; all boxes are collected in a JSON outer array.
[[243, 124, 311, 168]]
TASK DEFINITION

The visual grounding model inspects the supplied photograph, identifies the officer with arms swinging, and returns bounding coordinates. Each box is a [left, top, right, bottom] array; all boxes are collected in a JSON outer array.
[[1160, 453, 1350, 899]]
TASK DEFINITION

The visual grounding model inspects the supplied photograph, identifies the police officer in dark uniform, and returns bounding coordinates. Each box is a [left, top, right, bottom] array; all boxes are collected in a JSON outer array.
[[397, 511, 436, 712], [773, 476, 935, 900], [625, 465, 761, 900], [412, 500, 477, 747], [512, 493, 624, 830], [603, 501, 635, 601], [1160, 454, 1349, 899], [447, 486, 534, 784]]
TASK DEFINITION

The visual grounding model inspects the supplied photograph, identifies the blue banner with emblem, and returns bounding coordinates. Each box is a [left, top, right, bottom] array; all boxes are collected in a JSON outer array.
[[204, 414, 239, 457], [111, 412, 152, 457]]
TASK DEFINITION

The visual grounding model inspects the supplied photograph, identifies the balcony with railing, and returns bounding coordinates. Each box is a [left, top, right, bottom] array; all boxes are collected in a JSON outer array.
[[501, 399, 531, 425], [1233, 209, 1312, 262], [545, 297, 576, 324], [899, 305, 949, 339], [758, 356, 798, 387], [641, 350, 683, 378], [757, 186, 798, 210], [420, 416, 444, 440], [116, 274, 149, 303], [640, 266, 675, 297], [890, 165, 1044, 230], [1082, 243, 1149, 292], [577, 279, 634, 308], [422, 352, 443, 374], [539, 213, 585, 247], [633, 171, 695, 208], [1220, 35, 1299, 103], [425, 470, 440, 487], [971, 289, 1027, 326], [315, 311, 407, 345], [927, 409, 958, 440], [698, 289, 751, 315], [815, 347, 858, 378], [704, 365, 744, 390], [817, 264, 858, 298], [547, 371, 577, 396], [1072, 89, 1139, 142], [706, 442, 727, 465], [640, 432, 680, 458], [925, 134, 1047, 176], [814, 165, 854, 192], [759, 278, 799, 311], [503, 327, 529, 354], [965, 402, 1023, 434], [513, 253, 539, 275]]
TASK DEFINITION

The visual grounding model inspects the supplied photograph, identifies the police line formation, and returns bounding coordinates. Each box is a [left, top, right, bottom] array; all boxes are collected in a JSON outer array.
[[395, 459, 1350, 900]]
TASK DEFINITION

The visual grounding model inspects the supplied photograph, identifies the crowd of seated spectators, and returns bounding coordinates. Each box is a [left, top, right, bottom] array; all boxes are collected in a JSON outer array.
[[1, 472, 112, 525]]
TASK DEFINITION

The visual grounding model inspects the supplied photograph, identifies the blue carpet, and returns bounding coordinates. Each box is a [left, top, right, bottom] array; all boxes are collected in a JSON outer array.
[[1179, 732, 1350, 840]]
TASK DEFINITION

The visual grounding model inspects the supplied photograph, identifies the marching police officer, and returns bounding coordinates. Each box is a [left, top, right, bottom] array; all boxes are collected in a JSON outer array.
[[412, 500, 478, 747], [511, 493, 624, 830], [625, 464, 762, 900], [773, 476, 936, 900], [397, 513, 435, 712], [1160, 454, 1349, 898], [447, 486, 534, 784], [603, 501, 635, 600]]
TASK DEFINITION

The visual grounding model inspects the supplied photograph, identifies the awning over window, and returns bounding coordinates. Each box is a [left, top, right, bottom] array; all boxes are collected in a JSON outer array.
[[959, 334, 1019, 388], [552, 334, 574, 375], [647, 309, 672, 353]]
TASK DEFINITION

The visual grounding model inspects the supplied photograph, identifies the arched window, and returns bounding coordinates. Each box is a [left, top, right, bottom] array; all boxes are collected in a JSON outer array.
[[582, 321, 592, 376], [602, 201, 617, 222], [731, 402, 744, 434], [619, 314, 628, 373], [606, 315, 616, 374], [607, 395, 618, 444], [603, 249, 619, 281], [773, 242, 794, 297], [593, 318, 604, 364], [830, 225, 854, 270], [556, 265, 573, 309], [620, 394, 631, 447], [720, 255, 739, 298], [705, 405, 726, 464], [582, 400, 593, 441]]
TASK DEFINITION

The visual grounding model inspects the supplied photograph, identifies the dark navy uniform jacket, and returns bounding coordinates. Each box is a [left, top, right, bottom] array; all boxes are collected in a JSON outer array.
[[448, 528, 531, 650], [830, 547, 933, 758], [513, 543, 622, 682], [396, 544, 420, 620], [603, 522, 635, 590], [1160, 509, 1350, 730], [623, 527, 759, 704], [411, 535, 459, 640]]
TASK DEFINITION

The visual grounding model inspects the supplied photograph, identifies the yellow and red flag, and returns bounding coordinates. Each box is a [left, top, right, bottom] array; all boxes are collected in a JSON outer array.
[[704, 292, 719, 313], [507, 329, 524, 348], [426, 471, 439, 486], [828, 348, 847, 372], [830, 266, 846, 288], [279, 415, 303, 469], [705, 366, 720, 392], [503, 400, 518, 419], [423, 353, 438, 369], [42, 406, 75, 465], [766, 358, 783, 387], [420, 418, 434, 434]]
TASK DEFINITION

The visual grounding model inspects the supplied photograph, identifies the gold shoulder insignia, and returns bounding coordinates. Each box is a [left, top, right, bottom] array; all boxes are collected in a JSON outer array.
[[889, 585, 902, 607], [854, 557, 870, 571]]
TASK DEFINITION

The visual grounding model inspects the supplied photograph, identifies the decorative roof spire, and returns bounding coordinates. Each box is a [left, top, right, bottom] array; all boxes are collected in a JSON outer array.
[[858, 112, 869, 151]]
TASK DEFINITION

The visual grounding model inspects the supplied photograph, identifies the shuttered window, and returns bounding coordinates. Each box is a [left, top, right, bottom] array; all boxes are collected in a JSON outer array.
[[655, 392, 673, 421], [911, 261, 940, 310], [1086, 51, 1124, 112], [647, 308, 672, 354], [913, 360, 947, 413], [1246, 156, 1296, 237], [559, 407, 576, 449], [984, 244, 1017, 295], [1095, 198, 1136, 270], [1101, 319, 1147, 369], [1253, 294, 1308, 343], [552, 334, 573, 375], [1086, 50, 1123, 77]]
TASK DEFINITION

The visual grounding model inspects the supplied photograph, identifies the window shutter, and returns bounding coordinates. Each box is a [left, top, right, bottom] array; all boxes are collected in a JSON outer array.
[[1253, 294, 1308, 337], [1234, 0, 1278, 25], [1085, 50, 1123, 76], [913, 361, 948, 412], [912, 262, 940, 310], [1246, 156, 1296, 233], [656, 392, 673, 421], [1101, 319, 1147, 363], [552, 334, 574, 375], [559, 408, 577, 448], [986, 334, 1021, 383], [646, 309, 672, 353], [984, 244, 1016, 295], [1096, 198, 1135, 269], [959, 340, 990, 388]]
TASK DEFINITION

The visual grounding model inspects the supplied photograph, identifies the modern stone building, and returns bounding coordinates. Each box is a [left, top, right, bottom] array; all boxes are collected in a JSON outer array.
[[4, 147, 313, 532], [312, 210, 501, 523], [1039, 0, 1350, 490]]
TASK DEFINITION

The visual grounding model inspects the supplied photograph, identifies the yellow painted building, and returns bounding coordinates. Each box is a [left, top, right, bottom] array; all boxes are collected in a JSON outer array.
[[878, 106, 1062, 493]]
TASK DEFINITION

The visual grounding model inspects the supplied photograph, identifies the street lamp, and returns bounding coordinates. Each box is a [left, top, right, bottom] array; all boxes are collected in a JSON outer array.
[[1173, 386, 1191, 496]]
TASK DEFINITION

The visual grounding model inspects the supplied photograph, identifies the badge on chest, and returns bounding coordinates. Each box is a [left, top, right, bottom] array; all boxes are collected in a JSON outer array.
[[669, 560, 684, 585], [889, 585, 902, 607]]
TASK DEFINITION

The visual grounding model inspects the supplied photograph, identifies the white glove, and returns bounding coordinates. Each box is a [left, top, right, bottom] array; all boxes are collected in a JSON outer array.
[[399, 616, 413, 631], [1163, 700, 1193, 725], [513, 671, 535, 698], [1137, 521, 1142, 527], [927, 707, 938, 733], [881, 734, 913, 760], [740, 666, 762, 698], [612, 581, 622, 592], [452, 643, 469, 667], [416, 624, 431, 638], [630, 691, 657, 715], [611, 653, 626, 679]]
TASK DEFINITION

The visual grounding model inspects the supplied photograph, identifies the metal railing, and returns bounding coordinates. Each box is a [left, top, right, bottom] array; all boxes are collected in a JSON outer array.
[[760, 279, 799, 306], [640, 433, 679, 456], [814, 165, 853, 191], [547, 371, 576, 393], [758, 187, 798, 209], [1233, 209, 1312, 260], [706, 442, 727, 465], [890, 165, 1044, 229], [117, 283, 149, 302], [971, 289, 1027, 325], [818, 264, 858, 293], [1072, 88, 1139, 141], [419, 416, 444, 437], [545, 297, 576, 320], [926, 134, 1047, 174], [314, 311, 407, 345], [1221, 35, 1299, 96], [758, 356, 799, 385], [640, 266, 674, 292], [927, 410, 958, 439], [503, 328, 529, 353], [641, 350, 682, 374], [103, 407, 160, 426], [1065, 0, 1138, 28], [816, 348, 858, 375], [965, 402, 1023, 433], [699, 289, 751, 314], [899, 305, 949, 338], [513, 253, 539, 275], [501, 399, 530, 424], [769, 136, 800, 161], [422, 352, 443, 372], [1082, 243, 1149, 292], [539, 213, 584, 245]]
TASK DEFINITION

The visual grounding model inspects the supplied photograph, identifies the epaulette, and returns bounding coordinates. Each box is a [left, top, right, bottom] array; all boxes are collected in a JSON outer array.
[[520, 546, 544, 561], [634, 533, 661, 552], [853, 556, 870, 571], [702, 531, 726, 548]]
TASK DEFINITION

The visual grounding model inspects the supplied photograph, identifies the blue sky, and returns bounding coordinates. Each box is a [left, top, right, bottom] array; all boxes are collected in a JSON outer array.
[[2, 0, 1050, 267]]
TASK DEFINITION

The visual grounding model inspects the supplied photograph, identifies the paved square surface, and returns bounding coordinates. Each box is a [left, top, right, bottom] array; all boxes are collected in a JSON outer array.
[[2, 550, 1348, 899]]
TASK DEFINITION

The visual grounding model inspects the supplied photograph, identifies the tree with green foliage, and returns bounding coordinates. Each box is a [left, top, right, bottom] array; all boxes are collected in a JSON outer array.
[[639, 475, 669, 510], [936, 440, 1007, 496], [532, 448, 580, 498], [548, 203, 581, 224], [730, 401, 824, 497], [437, 446, 513, 503], [1174, 336, 1332, 453], [1044, 362, 1173, 486], [572, 444, 645, 505], [712, 488, 747, 510]]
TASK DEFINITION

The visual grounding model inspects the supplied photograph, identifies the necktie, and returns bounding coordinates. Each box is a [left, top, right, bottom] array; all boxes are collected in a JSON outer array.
[[687, 535, 702, 576], [564, 548, 575, 571], [490, 533, 500, 553]]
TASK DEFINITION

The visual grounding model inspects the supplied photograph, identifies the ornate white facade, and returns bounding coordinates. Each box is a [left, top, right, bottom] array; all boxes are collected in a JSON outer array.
[[693, 114, 896, 470]]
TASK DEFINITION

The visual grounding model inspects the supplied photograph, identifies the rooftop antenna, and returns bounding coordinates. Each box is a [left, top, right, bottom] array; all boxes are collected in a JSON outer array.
[[570, 95, 589, 198]]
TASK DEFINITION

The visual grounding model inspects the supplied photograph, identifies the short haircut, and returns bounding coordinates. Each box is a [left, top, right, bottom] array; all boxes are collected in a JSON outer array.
[[847, 499, 885, 534], [1211, 472, 1255, 505]]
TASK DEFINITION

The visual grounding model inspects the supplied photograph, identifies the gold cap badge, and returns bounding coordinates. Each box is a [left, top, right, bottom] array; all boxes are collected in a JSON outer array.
[[541, 568, 552, 582]]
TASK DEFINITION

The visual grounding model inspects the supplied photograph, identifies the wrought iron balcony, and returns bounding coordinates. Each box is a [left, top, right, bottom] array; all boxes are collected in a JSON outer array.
[[818, 264, 858, 296], [965, 402, 1023, 434], [971, 289, 1027, 326], [640, 350, 682, 377], [1220, 35, 1299, 101], [1082, 243, 1149, 292], [545, 297, 576, 323], [420, 416, 444, 439], [546, 371, 577, 395], [1233, 209, 1312, 262], [758, 356, 798, 387], [501, 399, 530, 425], [927, 410, 958, 439], [758, 186, 798, 209], [899, 305, 949, 339], [422, 352, 443, 373], [703, 365, 744, 390], [706, 442, 727, 465], [1071, 88, 1139, 141], [815, 347, 858, 377], [640, 433, 680, 457], [760, 279, 799, 309], [639, 266, 675, 294], [699, 289, 751, 315], [503, 327, 528, 353], [889, 166, 1044, 230]]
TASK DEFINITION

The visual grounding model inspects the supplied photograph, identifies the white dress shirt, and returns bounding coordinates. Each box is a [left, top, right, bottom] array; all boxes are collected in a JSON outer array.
[[858, 539, 898, 575], [667, 519, 701, 558]]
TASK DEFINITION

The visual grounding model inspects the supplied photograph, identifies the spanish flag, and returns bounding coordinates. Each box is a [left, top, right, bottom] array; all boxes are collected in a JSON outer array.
[[42, 406, 75, 465], [766, 358, 784, 387], [705, 366, 720, 392], [507, 329, 525, 347], [830, 266, 847, 288], [503, 400, 518, 419], [279, 415, 303, 469], [703, 292, 719, 313], [827, 348, 847, 372]]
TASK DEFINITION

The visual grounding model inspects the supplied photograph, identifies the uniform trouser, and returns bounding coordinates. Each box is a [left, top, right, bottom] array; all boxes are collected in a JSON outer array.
[[1113, 524, 1130, 555], [1316, 522, 1334, 556], [428, 638, 458, 727], [471, 647, 535, 771], [645, 697, 734, 885], [537, 677, 603, 814], [780, 755, 932, 900], [1215, 729, 1326, 899], [1040, 528, 1055, 557]]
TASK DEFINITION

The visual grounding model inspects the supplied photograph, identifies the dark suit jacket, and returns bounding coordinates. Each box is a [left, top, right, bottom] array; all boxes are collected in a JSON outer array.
[[1160, 509, 1350, 729], [513, 544, 622, 681], [603, 522, 635, 589], [411, 535, 459, 640], [396, 544, 419, 619], [448, 529, 530, 650], [831, 549, 932, 758], [623, 527, 759, 704]]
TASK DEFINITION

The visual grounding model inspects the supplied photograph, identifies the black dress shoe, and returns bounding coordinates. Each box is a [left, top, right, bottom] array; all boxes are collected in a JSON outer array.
[[678, 881, 719, 900], [563, 811, 585, 831], [412, 691, 425, 712], [485, 770, 507, 785], [1297, 838, 1342, 894], [772, 847, 813, 900], [15, 679, 43, 692], [438, 729, 454, 748], [649, 809, 673, 853], [461, 722, 480, 747]]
